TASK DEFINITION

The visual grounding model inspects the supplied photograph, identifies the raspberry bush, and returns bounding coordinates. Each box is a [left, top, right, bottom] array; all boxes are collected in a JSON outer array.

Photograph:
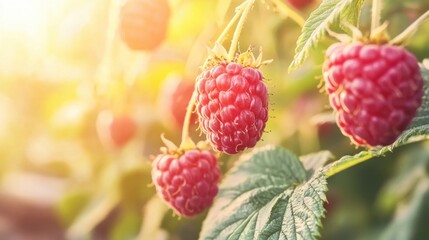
[[1, 0, 429, 239]]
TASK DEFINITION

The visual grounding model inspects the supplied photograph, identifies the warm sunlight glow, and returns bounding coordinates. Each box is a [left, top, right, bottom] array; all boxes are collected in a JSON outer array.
[[0, 0, 63, 37], [0, 0, 44, 36]]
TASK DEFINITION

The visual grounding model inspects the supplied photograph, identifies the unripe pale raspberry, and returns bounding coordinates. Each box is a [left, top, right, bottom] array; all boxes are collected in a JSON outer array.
[[151, 150, 221, 217], [119, 0, 170, 51], [195, 62, 269, 154], [323, 43, 424, 146]]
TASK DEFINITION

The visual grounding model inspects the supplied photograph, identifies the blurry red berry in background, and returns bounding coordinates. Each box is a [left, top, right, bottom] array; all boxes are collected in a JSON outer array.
[[285, 0, 314, 10], [109, 116, 137, 148], [119, 0, 170, 51], [97, 111, 137, 148], [159, 76, 197, 129]]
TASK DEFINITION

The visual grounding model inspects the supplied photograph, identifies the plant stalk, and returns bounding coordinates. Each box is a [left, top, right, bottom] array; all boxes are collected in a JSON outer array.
[[391, 10, 429, 45], [228, 0, 256, 60], [179, 88, 198, 149], [370, 0, 382, 38], [216, 1, 248, 45], [270, 0, 305, 27], [96, 0, 120, 95]]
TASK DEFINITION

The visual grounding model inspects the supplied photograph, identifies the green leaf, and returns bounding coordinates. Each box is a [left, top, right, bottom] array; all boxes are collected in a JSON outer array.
[[288, 0, 364, 72], [199, 146, 329, 240], [324, 64, 429, 177], [300, 150, 334, 176], [341, 0, 365, 29]]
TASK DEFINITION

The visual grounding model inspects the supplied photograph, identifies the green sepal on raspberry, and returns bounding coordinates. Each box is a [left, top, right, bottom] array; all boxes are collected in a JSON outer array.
[[195, 44, 272, 154], [323, 41, 423, 147], [151, 142, 221, 217]]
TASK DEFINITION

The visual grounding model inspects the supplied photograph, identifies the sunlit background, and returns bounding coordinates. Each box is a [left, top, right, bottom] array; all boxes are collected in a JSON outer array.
[[0, 0, 429, 239]]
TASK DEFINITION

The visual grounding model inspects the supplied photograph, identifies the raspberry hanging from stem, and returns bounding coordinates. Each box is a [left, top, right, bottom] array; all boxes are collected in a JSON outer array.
[[179, 0, 258, 150]]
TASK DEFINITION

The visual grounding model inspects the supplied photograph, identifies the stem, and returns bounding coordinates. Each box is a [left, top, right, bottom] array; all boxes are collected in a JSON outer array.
[[67, 193, 119, 239], [391, 10, 429, 45], [138, 197, 169, 240], [324, 138, 429, 178], [216, 1, 248, 45], [270, 0, 305, 27], [96, 0, 120, 95], [179, 88, 198, 149], [323, 150, 385, 177], [228, 0, 256, 60], [370, 0, 382, 37]]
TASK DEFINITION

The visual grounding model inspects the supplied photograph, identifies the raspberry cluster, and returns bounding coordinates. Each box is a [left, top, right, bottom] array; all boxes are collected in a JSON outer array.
[[151, 150, 221, 217], [195, 62, 269, 154], [323, 43, 423, 146]]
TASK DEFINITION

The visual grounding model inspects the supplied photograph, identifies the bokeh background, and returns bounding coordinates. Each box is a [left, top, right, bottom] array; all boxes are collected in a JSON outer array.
[[0, 0, 429, 239]]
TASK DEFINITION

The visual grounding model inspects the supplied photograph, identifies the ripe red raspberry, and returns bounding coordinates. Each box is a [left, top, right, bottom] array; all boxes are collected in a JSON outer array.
[[195, 62, 269, 154], [119, 0, 170, 51], [286, 0, 314, 10], [323, 43, 423, 146], [151, 150, 221, 217]]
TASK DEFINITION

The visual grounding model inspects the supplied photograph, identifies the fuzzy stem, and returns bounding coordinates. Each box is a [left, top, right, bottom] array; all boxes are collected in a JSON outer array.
[[390, 10, 429, 45], [370, 0, 382, 38], [270, 0, 305, 27], [67, 193, 119, 239], [228, 0, 256, 60], [324, 150, 384, 177], [324, 138, 429, 178], [179, 88, 198, 149], [216, 1, 247, 45]]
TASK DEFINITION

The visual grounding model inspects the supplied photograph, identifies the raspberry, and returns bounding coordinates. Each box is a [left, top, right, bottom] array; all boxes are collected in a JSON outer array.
[[195, 62, 269, 154], [151, 150, 221, 217], [323, 43, 424, 146], [119, 0, 170, 51], [97, 111, 137, 148], [109, 115, 137, 148], [286, 0, 313, 10]]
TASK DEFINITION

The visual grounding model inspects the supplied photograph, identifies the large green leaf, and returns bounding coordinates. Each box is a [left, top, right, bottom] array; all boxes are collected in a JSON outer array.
[[199, 146, 329, 240], [288, 0, 364, 72]]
